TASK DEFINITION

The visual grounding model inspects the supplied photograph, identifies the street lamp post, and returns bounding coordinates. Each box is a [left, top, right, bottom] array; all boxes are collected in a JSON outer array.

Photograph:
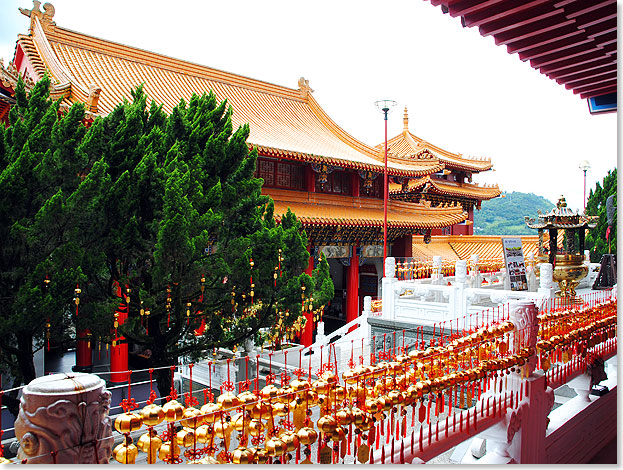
[[375, 100, 397, 276], [579, 160, 591, 211]]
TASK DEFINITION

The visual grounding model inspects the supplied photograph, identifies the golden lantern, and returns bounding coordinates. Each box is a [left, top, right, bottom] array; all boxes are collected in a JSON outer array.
[[195, 424, 213, 444], [289, 379, 310, 394], [248, 419, 265, 437], [330, 426, 347, 442], [213, 420, 232, 439], [217, 391, 240, 411], [276, 386, 295, 404], [162, 400, 185, 422], [136, 429, 162, 453], [270, 402, 287, 417], [260, 384, 280, 400], [232, 446, 254, 465], [231, 412, 246, 432], [280, 430, 300, 452], [317, 415, 338, 434], [265, 436, 287, 457], [312, 379, 330, 395], [114, 412, 143, 434], [377, 395, 393, 412], [176, 428, 196, 448], [200, 402, 220, 424], [158, 441, 181, 462], [113, 442, 138, 464], [297, 427, 318, 446], [336, 408, 353, 426], [141, 403, 165, 427], [253, 448, 269, 464], [333, 385, 347, 402], [250, 401, 271, 420], [180, 407, 203, 429]]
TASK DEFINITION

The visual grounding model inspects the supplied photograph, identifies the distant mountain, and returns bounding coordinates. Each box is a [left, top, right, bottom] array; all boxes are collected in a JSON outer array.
[[474, 191, 555, 235]]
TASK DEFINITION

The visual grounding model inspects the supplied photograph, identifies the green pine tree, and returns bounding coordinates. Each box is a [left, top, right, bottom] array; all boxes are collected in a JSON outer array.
[[75, 87, 333, 397], [0, 75, 89, 412], [584, 168, 617, 262]]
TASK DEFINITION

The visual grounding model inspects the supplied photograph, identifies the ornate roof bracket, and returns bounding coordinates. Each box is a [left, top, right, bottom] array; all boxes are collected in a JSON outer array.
[[311, 162, 334, 189], [358, 170, 380, 194]]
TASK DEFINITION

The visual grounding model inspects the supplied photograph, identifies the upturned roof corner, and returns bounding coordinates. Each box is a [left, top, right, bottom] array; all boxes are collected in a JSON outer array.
[[20, 1, 57, 34]]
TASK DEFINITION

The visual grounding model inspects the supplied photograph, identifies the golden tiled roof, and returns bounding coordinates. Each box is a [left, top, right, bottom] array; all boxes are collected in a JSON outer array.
[[411, 239, 461, 261], [17, 15, 442, 178], [410, 235, 540, 262], [266, 189, 468, 229], [389, 175, 501, 201], [375, 108, 493, 172]]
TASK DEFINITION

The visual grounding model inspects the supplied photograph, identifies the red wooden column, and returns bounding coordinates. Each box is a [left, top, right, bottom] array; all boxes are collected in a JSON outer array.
[[301, 250, 315, 347], [74, 329, 92, 372], [110, 284, 129, 383], [346, 245, 360, 326]]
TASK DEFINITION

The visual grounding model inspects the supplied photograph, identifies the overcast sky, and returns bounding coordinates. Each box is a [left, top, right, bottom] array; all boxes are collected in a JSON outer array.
[[1, 0, 618, 212]]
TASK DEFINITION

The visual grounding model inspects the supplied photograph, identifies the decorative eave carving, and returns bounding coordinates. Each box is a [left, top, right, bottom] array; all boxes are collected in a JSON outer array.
[[19, 1, 56, 34], [0, 59, 35, 91]]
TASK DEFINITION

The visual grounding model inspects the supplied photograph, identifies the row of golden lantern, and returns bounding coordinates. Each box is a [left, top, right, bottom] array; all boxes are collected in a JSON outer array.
[[109, 300, 616, 464], [395, 258, 510, 281]]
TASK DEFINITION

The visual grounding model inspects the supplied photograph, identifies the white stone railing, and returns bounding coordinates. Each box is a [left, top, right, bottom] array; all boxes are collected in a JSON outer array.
[[382, 257, 556, 326]]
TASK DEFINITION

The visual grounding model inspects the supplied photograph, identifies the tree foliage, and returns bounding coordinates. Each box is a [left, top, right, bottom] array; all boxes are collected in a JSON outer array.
[[474, 191, 555, 235], [0, 80, 333, 399], [584, 168, 617, 262], [0, 75, 88, 391]]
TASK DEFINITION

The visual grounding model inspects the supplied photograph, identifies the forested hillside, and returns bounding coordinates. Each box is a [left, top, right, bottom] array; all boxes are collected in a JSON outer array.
[[474, 192, 555, 235]]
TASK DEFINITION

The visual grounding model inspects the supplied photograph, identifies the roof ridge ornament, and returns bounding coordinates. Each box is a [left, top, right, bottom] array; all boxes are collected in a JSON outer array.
[[20, 1, 56, 34], [298, 77, 313, 99], [403, 106, 409, 131]]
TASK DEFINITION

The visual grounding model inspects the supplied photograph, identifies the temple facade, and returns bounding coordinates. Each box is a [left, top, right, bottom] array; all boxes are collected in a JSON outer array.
[[0, 3, 499, 344]]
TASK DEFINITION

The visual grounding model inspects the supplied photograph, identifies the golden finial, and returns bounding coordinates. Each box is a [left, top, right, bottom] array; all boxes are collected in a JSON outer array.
[[403, 106, 409, 131]]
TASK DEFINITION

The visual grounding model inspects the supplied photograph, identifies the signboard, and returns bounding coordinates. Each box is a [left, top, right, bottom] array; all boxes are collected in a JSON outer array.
[[318, 245, 351, 259], [501, 237, 528, 291], [361, 245, 383, 258]]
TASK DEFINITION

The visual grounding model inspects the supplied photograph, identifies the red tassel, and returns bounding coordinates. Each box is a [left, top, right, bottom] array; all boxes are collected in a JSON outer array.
[[428, 422, 432, 446], [381, 445, 385, 464], [460, 410, 463, 432], [395, 414, 400, 438], [411, 405, 416, 427], [400, 440, 405, 464], [411, 430, 415, 455], [466, 409, 470, 433], [473, 404, 477, 431], [348, 423, 352, 455], [435, 421, 439, 441], [402, 415, 407, 438], [386, 417, 391, 444], [453, 411, 456, 431], [375, 423, 380, 450], [296, 446, 300, 464], [391, 439, 395, 463], [419, 426, 423, 451], [427, 396, 432, 424], [370, 447, 374, 465], [445, 416, 449, 438]]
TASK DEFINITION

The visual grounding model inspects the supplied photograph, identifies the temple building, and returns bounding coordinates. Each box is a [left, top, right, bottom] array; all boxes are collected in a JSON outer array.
[[0, 3, 499, 344]]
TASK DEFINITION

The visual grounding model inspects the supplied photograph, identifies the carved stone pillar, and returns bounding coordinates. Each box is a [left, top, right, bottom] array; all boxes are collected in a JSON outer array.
[[381, 257, 397, 320], [431, 256, 443, 284], [455, 259, 467, 284], [14, 373, 113, 464]]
